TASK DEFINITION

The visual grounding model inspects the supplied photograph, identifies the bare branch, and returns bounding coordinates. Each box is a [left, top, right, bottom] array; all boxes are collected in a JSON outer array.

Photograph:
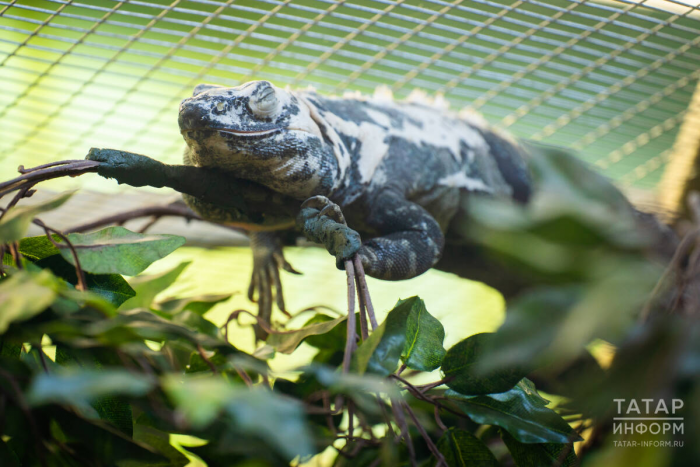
[[403, 401, 447, 467], [343, 259, 358, 374], [353, 256, 378, 329], [0, 160, 99, 200]]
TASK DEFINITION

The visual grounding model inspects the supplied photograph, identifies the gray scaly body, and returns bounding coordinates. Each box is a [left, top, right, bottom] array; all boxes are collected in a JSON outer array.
[[178, 81, 532, 283]]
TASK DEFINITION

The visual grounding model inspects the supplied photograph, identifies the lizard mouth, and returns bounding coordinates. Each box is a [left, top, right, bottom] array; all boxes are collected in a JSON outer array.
[[181, 128, 281, 137]]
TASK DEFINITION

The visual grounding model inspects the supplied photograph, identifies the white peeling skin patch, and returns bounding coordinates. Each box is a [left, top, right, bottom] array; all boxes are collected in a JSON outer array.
[[316, 110, 390, 184], [437, 172, 494, 193], [297, 94, 351, 185], [297, 89, 492, 188], [178, 80, 532, 282]]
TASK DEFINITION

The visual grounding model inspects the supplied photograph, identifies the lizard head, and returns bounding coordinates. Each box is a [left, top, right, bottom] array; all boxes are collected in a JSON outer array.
[[178, 81, 337, 198]]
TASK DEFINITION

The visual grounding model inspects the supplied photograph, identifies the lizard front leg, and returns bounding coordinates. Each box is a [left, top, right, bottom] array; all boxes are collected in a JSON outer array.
[[248, 231, 299, 341], [296, 196, 363, 268], [297, 192, 444, 280], [357, 189, 445, 280]]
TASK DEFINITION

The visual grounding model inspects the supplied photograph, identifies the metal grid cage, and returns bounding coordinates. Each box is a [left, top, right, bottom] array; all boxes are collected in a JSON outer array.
[[1, 0, 699, 194]]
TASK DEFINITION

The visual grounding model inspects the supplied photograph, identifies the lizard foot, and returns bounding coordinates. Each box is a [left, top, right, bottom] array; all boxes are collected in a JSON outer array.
[[248, 232, 300, 341], [297, 196, 362, 269]]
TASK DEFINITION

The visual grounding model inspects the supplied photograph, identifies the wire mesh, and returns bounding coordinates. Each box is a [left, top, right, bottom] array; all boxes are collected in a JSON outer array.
[[0, 0, 698, 193]]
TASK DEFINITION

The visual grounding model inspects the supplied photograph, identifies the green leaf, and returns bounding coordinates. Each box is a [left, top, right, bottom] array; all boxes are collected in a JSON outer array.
[[154, 293, 232, 316], [400, 296, 446, 371], [50, 406, 170, 466], [27, 369, 154, 408], [226, 389, 315, 460], [18, 234, 61, 261], [163, 376, 314, 460], [84, 308, 217, 347], [53, 346, 135, 435], [302, 313, 352, 351], [133, 423, 190, 467], [441, 333, 528, 395], [446, 379, 580, 444], [120, 261, 190, 310], [36, 254, 135, 308], [267, 314, 348, 354], [56, 226, 186, 276], [303, 364, 401, 408], [172, 311, 221, 338], [353, 296, 445, 375], [501, 429, 578, 466], [0, 191, 74, 244], [162, 376, 234, 428], [0, 270, 58, 334], [437, 428, 498, 466]]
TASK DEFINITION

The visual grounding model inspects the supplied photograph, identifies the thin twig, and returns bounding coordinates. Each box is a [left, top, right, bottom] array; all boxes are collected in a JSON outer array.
[[415, 377, 452, 393], [0, 183, 36, 223], [9, 242, 23, 269], [64, 203, 245, 234], [323, 392, 338, 435], [0, 204, 89, 290], [640, 228, 699, 322], [403, 401, 447, 467], [376, 394, 396, 438], [343, 259, 358, 373], [391, 397, 417, 467], [37, 222, 87, 291], [397, 363, 407, 376], [138, 216, 160, 233], [355, 268, 369, 341], [0, 160, 99, 199], [17, 160, 89, 174], [355, 410, 377, 441], [37, 344, 49, 373], [234, 366, 254, 388], [196, 344, 217, 374], [353, 256, 378, 329], [348, 399, 355, 443], [434, 405, 448, 433], [223, 309, 321, 338], [392, 374, 471, 421]]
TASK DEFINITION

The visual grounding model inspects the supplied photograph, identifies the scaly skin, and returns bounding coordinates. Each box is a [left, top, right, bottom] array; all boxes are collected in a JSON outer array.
[[177, 81, 531, 280], [87, 81, 672, 339], [173, 80, 535, 337]]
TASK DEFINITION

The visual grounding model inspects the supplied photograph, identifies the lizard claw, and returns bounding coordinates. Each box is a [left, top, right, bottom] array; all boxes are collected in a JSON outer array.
[[248, 232, 297, 340], [297, 196, 361, 268], [302, 195, 347, 225]]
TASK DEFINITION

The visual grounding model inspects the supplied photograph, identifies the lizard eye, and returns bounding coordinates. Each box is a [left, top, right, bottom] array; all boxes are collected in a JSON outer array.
[[251, 86, 279, 117]]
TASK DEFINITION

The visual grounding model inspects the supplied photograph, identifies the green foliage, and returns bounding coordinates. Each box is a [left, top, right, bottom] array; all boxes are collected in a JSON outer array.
[[500, 430, 578, 467], [437, 428, 498, 466], [28, 369, 154, 408], [267, 313, 348, 354], [353, 296, 446, 375], [442, 333, 528, 395], [58, 226, 186, 276], [0, 270, 58, 333], [0, 191, 74, 243], [0, 174, 697, 467], [446, 379, 580, 444]]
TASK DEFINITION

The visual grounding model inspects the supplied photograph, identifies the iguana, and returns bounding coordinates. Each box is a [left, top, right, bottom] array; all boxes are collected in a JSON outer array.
[[88, 80, 675, 339]]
